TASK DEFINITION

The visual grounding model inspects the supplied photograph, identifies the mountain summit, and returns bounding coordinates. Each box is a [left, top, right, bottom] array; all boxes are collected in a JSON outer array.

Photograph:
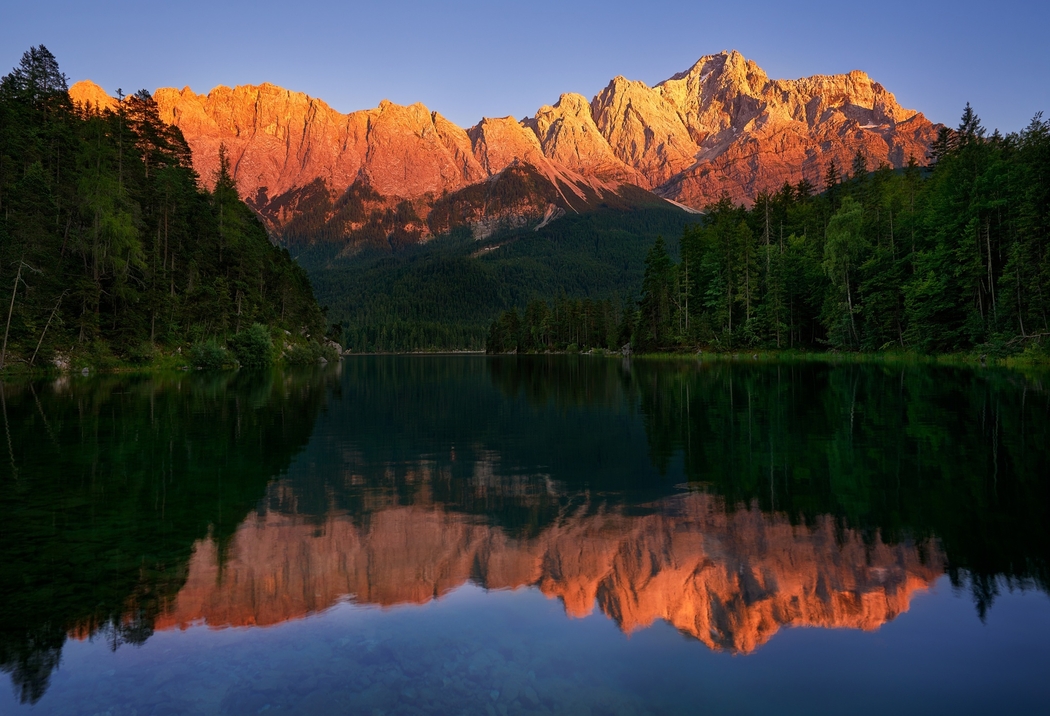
[[70, 51, 937, 246]]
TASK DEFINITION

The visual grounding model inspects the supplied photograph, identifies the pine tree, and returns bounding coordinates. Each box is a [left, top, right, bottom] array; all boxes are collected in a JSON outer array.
[[851, 150, 868, 182], [822, 197, 866, 348], [1, 45, 68, 104], [824, 160, 840, 194], [957, 102, 985, 146], [928, 126, 957, 165], [616, 296, 635, 349], [0, 47, 326, 366], [637, 236, 673, 351]]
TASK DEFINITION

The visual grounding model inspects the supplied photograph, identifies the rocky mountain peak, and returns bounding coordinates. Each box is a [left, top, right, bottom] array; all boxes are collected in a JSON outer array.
[[591, 76, 697, 186], [524, 92, 643, 184], [70, 51, 939, 245], [69, 79, 117, 112], [468, 116, 547, 174]]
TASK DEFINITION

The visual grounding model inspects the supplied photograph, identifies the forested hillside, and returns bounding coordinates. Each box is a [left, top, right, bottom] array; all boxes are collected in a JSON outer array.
[[489, 106, 1050, 358], [0, 47, 325, 370], [299, 204, 693, 352]]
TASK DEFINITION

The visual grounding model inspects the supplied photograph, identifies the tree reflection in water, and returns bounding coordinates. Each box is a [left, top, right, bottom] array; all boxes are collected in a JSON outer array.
[[0, 367, 337, 703], [1, 356, 1047, 704]]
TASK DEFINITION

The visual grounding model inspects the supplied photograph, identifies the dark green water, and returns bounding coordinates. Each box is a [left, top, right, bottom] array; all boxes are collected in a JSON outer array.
[[1, 356, 1048, 715]]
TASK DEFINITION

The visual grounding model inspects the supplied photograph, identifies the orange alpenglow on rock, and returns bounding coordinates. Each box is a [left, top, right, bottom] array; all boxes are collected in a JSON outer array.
[[69, 50, 938, 242], [68, 79, 117, 113], [647, 52, 936, 206], [146, 491, 942, 654]]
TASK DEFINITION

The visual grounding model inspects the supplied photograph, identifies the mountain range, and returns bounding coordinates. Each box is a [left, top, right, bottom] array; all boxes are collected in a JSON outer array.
[[70, 50, 939, 247]]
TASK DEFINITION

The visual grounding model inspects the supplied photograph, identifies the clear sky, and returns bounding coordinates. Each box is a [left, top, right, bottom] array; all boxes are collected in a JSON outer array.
[[3, 0, 1047, 133]]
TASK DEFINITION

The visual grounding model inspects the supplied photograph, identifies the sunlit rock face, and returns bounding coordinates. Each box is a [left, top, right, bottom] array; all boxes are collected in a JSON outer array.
[[69, 51, 937, 242], [470, 116, 549, 175], [150, 85, 487, 201], [69, 81, 629, 242], [646, 51, 937, 205], [523, 93, 645, 186], [466, 116, 626, 212], [153, 492, 941, 654], [590, 75, 700, 188], [68, 79, 117, 113]]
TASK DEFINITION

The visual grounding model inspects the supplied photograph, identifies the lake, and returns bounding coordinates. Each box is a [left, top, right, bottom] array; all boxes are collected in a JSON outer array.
[[1, 356, 1048, 715]]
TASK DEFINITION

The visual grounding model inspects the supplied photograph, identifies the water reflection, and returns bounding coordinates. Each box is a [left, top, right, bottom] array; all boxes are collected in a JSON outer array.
[[0, 367, 337, 703], [1, 356, 1048, 708], [156, 490, 942, 655]]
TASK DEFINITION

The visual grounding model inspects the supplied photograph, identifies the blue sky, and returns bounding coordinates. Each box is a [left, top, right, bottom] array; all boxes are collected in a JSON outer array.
[[3, 0, 1047, 133]]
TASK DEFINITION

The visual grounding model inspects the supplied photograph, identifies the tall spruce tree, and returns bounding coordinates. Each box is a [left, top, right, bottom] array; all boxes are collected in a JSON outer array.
[[636, 235, 673, 351], [0, 47, 326, 369]]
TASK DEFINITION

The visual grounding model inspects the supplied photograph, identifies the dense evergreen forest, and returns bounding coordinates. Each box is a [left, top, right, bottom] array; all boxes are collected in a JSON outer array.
[[489, 106, 1050, 358], [298, 204, 692, 352], [0, 47, 326, 370]]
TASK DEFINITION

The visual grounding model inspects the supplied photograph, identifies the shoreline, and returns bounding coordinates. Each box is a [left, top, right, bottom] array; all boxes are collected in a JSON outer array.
[[3, 347, 1048, 381], [485, 347, 1050, 370]]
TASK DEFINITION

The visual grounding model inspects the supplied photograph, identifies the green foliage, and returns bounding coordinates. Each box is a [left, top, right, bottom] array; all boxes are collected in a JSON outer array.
[[298, 205, 693, 352], [540, 105, 1050, 357], [124, 342, 156, 365], [822, 197, 866, 348], [228, 323, 273, 369], [284, 340, 337, 365], [0, 47, 325, 369], [189, 338, 229, 370], [486, 296, 620, 353], [636, 235, 674, 351], [0, 371, 334, 703]]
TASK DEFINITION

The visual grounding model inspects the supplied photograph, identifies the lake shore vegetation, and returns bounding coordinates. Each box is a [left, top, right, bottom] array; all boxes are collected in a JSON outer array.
[[0, 47, 331, 375], [488, 105, 1050, 364]]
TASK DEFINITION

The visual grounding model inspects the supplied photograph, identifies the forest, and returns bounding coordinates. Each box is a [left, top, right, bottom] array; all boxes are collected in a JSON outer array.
[[488, 106, 1050, 358], [0, 46, 326, 371], [299, 204, 693, 352]]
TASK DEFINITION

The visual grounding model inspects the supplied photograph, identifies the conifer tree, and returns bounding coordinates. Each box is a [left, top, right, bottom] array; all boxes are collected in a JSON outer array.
[[637, 236, 673, 351], [0, 47, 326, 367], [822, 197, 866, 348]]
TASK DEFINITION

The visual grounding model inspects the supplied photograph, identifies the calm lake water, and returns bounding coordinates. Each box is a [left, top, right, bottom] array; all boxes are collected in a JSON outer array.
[[1, 356, 1048, 715]]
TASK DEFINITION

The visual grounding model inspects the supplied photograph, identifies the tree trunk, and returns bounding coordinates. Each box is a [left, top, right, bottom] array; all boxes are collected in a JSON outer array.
[[845, 270, 859, 347], [1, 263, 25, 370], [30, 292, 65, 366], [986, 220, 996, 320]]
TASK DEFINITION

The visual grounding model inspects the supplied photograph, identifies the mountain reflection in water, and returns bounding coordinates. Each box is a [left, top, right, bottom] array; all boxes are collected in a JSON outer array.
[[155, 491, 941, 654], [1, 355, 1048, 708]]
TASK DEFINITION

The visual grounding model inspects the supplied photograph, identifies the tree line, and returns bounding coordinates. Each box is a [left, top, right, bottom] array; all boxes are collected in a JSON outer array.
[[0, 46, 326, 369], [298, 204, 691, 353], [490, 104, 1050, 357], [485, 296, 631, 353]]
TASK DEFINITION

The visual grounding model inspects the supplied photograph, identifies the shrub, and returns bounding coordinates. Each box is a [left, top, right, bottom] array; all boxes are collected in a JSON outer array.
[[228, 324, 273, 369], [126, 343, 155, 365], [189, 339, 229, 370], [284, 341, 338, 365]]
